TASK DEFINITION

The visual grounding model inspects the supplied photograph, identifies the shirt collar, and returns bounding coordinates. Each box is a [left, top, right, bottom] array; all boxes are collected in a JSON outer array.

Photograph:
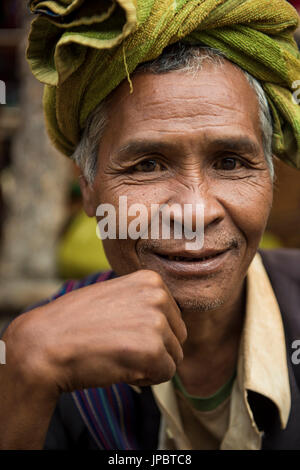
[[240, 251, 291, 428]]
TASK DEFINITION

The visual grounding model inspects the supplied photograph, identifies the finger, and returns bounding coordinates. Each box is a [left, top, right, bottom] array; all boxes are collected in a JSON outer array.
[[162, 327, 184, 367], [149, 351, 177, 384], [127, 349, 177, 386], [160, 286, 187, 345]]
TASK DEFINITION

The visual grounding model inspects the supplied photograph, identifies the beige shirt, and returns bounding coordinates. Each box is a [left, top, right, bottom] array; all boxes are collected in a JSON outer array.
[[149, 252, 291, 450], [165, 391, 231, 450]]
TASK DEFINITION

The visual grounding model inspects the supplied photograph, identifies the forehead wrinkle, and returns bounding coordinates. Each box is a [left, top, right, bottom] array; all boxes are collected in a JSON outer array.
[[120, 98, 258, 136], [105, 71, 260, 156], [133, 98, 251, 121], [132, 79, 255, 112]]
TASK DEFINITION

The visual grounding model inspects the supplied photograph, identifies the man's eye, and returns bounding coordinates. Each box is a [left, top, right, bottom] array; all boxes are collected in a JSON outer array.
[[214, 157, 244, 171], [133, 159, 166, 173]]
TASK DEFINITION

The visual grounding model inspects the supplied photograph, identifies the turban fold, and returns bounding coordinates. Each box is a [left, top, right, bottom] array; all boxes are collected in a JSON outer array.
[[27, 0, 300, 169]]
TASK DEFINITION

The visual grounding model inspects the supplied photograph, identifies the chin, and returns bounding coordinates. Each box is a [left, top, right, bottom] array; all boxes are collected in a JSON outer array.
[[175, 293, 226, 313]]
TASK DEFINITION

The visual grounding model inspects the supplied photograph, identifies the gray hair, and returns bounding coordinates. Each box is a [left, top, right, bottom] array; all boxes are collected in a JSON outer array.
[[72, 42, 274, 185]]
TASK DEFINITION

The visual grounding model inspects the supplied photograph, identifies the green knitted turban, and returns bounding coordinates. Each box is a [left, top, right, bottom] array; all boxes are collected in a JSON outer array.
[[27, 0, 300, 169]]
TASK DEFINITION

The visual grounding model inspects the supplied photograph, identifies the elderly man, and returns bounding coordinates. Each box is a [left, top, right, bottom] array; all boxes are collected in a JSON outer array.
[[1, 0, 300, 450]]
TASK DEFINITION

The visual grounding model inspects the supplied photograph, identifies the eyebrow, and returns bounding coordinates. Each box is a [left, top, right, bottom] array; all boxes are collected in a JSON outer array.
[[113, 140, 177, 161], [211, 137, 261, 156], [113, 136, 261, 161]]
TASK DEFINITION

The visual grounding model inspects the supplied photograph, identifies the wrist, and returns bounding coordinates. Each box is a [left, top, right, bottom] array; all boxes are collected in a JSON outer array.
[[1, 310, 61, 402]]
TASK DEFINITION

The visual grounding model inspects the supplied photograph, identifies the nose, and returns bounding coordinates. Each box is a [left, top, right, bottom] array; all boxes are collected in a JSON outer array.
[[166, 180, 226, 233]]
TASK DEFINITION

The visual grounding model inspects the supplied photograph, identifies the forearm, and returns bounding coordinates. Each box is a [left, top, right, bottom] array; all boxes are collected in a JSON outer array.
[[0, 363, 57, 450], [0, 315, 59, 450]]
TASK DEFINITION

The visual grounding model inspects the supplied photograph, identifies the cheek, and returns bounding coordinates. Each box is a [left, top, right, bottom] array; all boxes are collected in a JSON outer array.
[[98, 181, 169, 235], [102, 239, 137, 275], [216, 177, 273, 245], [99, 186, 163, 275]]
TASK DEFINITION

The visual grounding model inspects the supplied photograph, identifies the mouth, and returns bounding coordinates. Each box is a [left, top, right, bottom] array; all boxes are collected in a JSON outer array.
[[159, 252, 224, 262], [152, 248, 231, 276]]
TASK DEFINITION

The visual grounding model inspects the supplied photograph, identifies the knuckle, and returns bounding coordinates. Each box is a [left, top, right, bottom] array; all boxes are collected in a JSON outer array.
[[141, 270, 163, 287], [152, 313, 167, 332], [158, 361, 176, 383], [135, 353, 176, 385], [151, 288, 169, 306], [129, 369, 148, 384], [177, 346, 184, 364]]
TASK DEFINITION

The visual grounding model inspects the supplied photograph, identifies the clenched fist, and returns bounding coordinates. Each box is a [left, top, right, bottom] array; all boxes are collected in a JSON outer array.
[[3, 270, 187, 397]]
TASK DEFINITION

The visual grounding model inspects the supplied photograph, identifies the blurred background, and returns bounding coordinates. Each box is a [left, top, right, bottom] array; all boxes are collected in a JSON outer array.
[[0, 0, 300, 330]]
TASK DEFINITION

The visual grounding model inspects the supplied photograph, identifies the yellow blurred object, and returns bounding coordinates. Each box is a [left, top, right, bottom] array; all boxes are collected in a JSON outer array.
[[259, 231, 283, 250], [57, 210, 111, 279]]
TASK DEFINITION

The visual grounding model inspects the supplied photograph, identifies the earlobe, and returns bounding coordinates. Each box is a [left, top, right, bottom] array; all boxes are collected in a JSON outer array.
[[78, 175, 96, 217]]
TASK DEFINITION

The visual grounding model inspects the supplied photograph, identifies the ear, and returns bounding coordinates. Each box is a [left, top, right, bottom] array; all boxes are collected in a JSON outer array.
[[78, 174, 97, 217]]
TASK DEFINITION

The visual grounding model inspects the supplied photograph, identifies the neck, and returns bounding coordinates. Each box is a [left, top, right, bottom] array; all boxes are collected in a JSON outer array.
[[176, 279, 246, 396]]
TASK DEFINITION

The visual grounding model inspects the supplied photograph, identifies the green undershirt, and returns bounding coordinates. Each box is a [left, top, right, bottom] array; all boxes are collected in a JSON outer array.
[[172, 370, 237, 412]]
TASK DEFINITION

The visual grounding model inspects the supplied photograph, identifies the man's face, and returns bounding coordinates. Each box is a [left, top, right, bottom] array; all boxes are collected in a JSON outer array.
[[82, 59, 273, 312]]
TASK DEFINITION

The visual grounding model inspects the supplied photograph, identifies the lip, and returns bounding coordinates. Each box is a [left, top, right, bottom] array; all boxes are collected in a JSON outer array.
[[154, 248, 228, 260], [153, 248, 231, 276]]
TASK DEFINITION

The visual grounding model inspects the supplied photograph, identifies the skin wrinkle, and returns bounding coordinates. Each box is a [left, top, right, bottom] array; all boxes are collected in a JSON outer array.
[[132, 108, 246, 121], [139, 102, 249, 117], [78, 60, 273, 395]]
